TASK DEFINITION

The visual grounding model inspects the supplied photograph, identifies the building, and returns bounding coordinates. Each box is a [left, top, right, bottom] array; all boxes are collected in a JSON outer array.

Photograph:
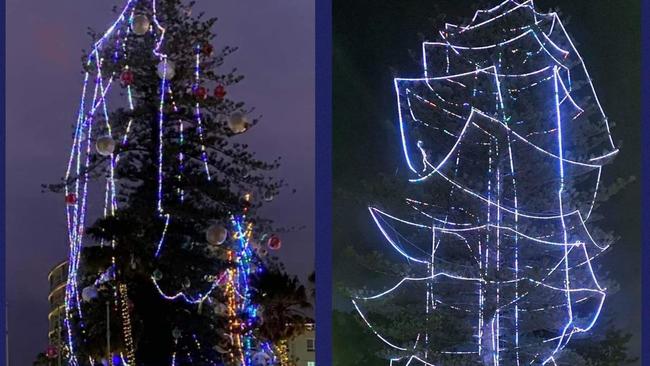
[[48, 260, 68, 361], [287, 323, 315, 366]]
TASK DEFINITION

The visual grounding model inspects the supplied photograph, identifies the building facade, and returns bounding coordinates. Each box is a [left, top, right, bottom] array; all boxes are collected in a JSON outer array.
[[287, 323, 315, 366], [48, 260, 68, 361]]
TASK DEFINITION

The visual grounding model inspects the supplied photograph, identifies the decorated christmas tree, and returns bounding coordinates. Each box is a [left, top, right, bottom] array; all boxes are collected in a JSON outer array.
[[48, 0, 310, 365], [352, 1, 619, 365]]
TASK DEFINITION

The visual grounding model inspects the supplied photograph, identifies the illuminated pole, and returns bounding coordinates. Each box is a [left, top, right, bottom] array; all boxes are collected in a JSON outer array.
[[106, 301, 111, 366]]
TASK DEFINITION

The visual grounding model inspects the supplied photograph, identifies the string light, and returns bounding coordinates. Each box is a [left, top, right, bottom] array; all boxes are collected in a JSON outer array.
[[119, 284, 136, 365], [354, 1, 615, 365]]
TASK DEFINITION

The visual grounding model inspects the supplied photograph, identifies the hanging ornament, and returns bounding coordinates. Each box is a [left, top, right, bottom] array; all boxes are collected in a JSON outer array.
[[214, 84, 227, 100], [153, 269, 163, 281], [65, 193, 77, 205], [263, 190, 274, 202], [95, 135, 116, 156], [120, 69, 134, 87], [242, 193, 253, 211], [206, 224, 228, 245], [252, 350, 272, 366], [202, 43, 214, 56], [45, 345, 58, 359], [228, 112, 248, 134], [76, 128, 87, 142], [195, 87, 208, 100], [131, 14, 150, 36], [181, 239, 195, 250], [203, 274, 215, 282], [267, 235, 282, 251], [81, 285, 98, 302], [213, 302, 228, 315], [214, 344, 229, 354], [182, 277, 191, 289], [112, 354, 123, 366], [157, 60, 176, 80], [172, 327, 182, 339], [194, 86, 208, 100]]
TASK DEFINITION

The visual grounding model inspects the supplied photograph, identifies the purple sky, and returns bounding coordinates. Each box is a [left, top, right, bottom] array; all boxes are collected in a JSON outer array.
[[5, 1, 314, 364]]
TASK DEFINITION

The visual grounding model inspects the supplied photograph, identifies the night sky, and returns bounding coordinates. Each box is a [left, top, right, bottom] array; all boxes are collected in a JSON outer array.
[[6, 1, 314, 364], [333, 0, 641, 363]]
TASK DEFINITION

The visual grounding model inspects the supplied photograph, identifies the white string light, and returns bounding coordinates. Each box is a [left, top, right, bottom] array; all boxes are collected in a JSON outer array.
[[354, 1, 616, 364]]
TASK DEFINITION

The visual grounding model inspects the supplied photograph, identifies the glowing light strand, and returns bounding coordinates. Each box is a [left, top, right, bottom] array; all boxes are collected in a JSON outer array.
[[354, 2, 616, 365]]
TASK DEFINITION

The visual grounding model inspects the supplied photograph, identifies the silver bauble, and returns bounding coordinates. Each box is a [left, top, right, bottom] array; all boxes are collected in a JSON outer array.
[[214, 302, 228, 315], [252, 351, 271, 366], [157, 60, 176, 80], [228, 113, 248, 134], [206, 224, 228, 245], [153, 269, 163, 281], [81, 285, 98, 302], [214, 345, 229, 354], [95, 135, 116, 156], [131, 14, 150, 36], [263, 190, 274, 202]]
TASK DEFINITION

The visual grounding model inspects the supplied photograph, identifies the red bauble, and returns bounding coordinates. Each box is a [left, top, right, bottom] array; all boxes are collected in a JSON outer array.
[[46, 345, 58, 359], [202, 43, 214, 56], [214, 85, 227, 99], [267, 235, 282, 250], [194, 86, 207, 100], [120, 70, 134, 86], [65, 193, 77, 205]]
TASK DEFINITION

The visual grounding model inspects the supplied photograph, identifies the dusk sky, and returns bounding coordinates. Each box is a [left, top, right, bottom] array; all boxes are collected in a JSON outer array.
[[5, 1, 314, 364]]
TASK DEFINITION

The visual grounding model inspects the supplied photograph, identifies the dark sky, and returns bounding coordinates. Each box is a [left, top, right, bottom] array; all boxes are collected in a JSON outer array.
[[333, 0, 641, 363], [6, 1, 314, 364]]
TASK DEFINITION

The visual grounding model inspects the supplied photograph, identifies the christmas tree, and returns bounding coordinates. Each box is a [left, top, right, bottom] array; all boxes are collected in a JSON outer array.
[[49, 0, 310, 365], [352, 1, 619, 365]]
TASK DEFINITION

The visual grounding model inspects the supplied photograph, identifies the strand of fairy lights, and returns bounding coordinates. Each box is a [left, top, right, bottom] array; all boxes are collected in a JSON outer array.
[[119, 283, 136, 365], [355, 1, 616, 364], [194, 44, 212, 180], [63, 0, 161, 361], [444, 0, 615, 152]]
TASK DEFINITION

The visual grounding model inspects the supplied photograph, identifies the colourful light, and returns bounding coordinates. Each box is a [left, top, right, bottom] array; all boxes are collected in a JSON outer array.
[[354, 1, 615, 365]]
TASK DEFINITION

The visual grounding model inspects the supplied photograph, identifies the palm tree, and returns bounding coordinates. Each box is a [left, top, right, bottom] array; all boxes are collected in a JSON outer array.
[[254, 262, 313, 365]]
